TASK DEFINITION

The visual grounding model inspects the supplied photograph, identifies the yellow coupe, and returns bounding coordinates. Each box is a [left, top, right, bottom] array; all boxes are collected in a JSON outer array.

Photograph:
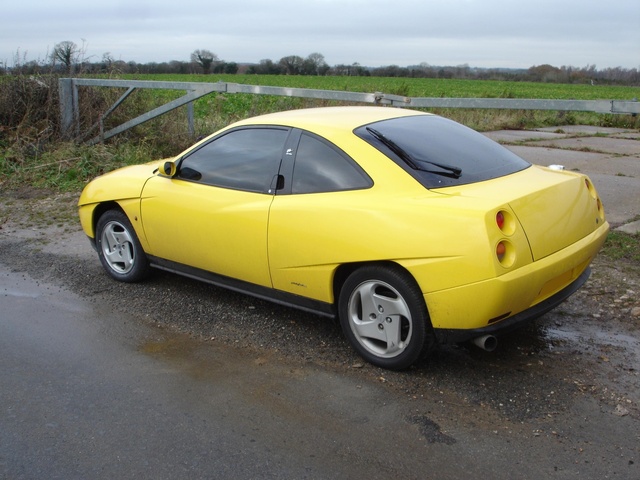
[[79, 107, 609, 369]]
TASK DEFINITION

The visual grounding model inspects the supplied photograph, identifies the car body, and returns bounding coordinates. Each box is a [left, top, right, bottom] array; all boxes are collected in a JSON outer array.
[[78, 106, 609, 370]]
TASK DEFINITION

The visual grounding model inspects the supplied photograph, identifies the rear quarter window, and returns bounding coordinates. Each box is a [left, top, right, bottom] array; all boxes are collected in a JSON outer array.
[[291, 132, 372, 194]]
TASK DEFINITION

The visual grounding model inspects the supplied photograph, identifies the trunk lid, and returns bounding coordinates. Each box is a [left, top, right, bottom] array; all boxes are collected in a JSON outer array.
[[439, 165, 604, 261]]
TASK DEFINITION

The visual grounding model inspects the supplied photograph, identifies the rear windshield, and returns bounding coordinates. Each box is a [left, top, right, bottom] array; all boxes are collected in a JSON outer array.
[[355, 115, 530, 188]]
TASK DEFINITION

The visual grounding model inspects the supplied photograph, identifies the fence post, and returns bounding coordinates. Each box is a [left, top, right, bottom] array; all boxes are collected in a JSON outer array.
[[187, 102, 195, 136], [58, 78, 78, 139]]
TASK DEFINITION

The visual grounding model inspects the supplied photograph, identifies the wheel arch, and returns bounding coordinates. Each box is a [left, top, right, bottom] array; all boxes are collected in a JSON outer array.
[[335, 260, 436, 369], [333, 260, 432, 323], [91, 201, 123, 235], [94, 208, 151, 283], [90, 200, 149, 252]]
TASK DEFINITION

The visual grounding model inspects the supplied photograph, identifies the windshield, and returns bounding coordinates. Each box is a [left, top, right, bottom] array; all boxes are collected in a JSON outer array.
[[355, 115, 530, 188]]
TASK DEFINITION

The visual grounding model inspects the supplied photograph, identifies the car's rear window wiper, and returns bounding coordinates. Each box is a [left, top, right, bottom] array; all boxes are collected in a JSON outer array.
[[366, 126, 462, 178]]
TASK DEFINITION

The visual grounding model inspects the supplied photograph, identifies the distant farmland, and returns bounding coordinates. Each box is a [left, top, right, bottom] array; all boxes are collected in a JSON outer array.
[[120, 73, 640, 101], [108, 74, 639, 133]]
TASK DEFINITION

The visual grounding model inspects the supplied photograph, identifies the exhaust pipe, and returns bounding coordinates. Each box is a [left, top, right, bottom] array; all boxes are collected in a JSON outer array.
[[472, 335, 498, 352]]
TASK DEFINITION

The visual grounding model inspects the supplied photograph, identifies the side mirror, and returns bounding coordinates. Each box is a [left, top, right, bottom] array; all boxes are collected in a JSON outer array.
[[159, 161, 177, 177]]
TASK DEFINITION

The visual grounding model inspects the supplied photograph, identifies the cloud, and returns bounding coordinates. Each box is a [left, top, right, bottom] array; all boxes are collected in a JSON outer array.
[[2, 0, 638, 69]]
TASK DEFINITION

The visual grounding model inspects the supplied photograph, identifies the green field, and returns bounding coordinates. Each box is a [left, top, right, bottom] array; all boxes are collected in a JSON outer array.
[[122, 73, 640, 100], [109, 74, 639, 136]]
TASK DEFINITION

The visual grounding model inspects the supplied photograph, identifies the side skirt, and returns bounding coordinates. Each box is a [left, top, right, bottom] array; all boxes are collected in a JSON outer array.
[[148, 256, 336, 319]]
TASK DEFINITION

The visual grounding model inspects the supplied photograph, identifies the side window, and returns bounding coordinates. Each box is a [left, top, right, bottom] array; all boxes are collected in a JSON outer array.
[[291, 133, 372, 194], [178, 128, 289, 192]]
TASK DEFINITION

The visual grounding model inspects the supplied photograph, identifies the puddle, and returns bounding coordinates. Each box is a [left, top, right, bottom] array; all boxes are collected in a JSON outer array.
[[546, 326, 640, 351], [544, 324, 640, 372]]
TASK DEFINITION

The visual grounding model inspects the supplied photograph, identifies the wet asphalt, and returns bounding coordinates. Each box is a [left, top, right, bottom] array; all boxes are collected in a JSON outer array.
[[0, 263, 535, 479]]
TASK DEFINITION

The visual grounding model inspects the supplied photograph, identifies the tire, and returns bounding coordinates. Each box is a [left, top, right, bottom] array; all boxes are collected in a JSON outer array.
[[338, 265, 432, 370], [95, 210, 150, 283]]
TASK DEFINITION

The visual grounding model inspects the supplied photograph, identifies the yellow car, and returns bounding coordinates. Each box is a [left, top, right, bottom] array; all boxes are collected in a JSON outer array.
[[78, 106, 609, 370]]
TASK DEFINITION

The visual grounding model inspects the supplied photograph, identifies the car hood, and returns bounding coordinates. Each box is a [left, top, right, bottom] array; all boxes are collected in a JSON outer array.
[[78, 161, 163, 206], [438, 165, 607, 261]]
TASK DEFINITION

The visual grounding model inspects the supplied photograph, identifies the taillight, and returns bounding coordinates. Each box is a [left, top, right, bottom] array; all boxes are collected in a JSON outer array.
[[597, 198, 605, 222], [585, 178, 597, 199], [585, 178, 605, 221], [495, 209, 516, 268], [495, 239, 515, 267], [496, 241, 506, 260], [495, 209, 515, 236]]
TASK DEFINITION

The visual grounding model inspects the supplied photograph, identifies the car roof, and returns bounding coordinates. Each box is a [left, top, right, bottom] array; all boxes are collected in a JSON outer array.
[[230, 106, 430, 131]]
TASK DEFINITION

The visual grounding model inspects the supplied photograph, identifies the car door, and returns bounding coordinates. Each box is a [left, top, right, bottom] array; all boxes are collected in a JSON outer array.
[[140, 126, 290, 288], [268, 130, 374, 302]]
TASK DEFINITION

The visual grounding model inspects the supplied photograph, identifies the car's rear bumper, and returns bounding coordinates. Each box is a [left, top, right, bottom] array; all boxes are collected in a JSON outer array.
[[424, 220, 608, 339], [433, 266, 590, 344]]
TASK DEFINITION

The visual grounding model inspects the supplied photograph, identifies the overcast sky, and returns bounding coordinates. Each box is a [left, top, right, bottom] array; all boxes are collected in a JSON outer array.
[[3, 0, 639, 70]]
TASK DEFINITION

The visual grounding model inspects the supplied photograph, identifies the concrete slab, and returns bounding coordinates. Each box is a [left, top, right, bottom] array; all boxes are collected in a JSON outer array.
[[505, 145, 608, 168], [536, 125, 632, 135], [502, 144, 639, 230], [584, 173, 640, 226], [522, 137, 640, 156], [483, 130, 566, 143], [505, 146, 640, 177], [612, 132, 640, 140], [616, 220, 640, 234]]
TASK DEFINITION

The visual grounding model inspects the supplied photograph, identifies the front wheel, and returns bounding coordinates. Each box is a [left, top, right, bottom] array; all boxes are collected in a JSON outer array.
[[338, 265, 433, 370], [95, 210, 150, 283]]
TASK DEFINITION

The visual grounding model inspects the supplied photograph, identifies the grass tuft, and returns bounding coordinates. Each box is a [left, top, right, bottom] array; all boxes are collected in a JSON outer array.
[[601, 231, 640, 264]]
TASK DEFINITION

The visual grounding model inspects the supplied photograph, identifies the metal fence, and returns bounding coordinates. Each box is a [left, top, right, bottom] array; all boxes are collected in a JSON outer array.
[[59, 78, 640, 144]]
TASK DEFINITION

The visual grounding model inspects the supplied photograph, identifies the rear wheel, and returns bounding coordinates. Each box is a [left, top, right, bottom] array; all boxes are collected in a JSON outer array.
[[338, 265, 432, 370], [95, 210, 150, 283]]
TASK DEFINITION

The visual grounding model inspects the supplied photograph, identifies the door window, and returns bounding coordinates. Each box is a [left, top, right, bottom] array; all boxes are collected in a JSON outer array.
[[178, 127, 289, 193]]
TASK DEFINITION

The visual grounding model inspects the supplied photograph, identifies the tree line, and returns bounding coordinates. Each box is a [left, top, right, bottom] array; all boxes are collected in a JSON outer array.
[[4, 40, 639, 86]]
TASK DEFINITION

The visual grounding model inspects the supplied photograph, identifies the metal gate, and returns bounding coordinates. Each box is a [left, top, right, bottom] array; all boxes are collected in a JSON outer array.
[[59, 78, 640, 144]]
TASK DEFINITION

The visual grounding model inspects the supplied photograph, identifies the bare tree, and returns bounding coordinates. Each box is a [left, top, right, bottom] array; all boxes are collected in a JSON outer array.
[[101, 52, 115, 73], [279, 55, 304, 75], [191, 49, 218, 74], [303, 52, 329, 75], [52, 41, 79, 73]]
